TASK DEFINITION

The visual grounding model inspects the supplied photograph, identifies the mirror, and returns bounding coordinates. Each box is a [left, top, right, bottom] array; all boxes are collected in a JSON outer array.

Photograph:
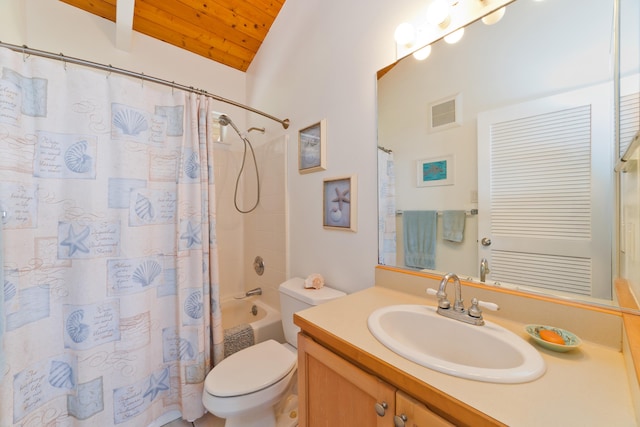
[[377, 0, 640, 309]]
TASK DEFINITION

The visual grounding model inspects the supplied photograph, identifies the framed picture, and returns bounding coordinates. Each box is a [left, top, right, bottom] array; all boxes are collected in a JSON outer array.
[[298, 119, 326, 173], [416, 155, 455, 187], [323, 175, 357, 231]]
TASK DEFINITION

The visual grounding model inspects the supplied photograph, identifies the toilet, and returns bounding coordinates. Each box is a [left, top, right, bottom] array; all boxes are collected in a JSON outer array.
[[202, 277, 346, 427]]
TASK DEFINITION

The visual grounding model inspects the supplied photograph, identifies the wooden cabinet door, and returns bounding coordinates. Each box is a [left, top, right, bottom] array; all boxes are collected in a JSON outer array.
[[298, 333, 396, 427], [395, 390, 455, 427]]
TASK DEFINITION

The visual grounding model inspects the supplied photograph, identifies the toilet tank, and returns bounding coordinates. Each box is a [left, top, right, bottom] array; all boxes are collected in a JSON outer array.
[[279, 277, 346, 347]]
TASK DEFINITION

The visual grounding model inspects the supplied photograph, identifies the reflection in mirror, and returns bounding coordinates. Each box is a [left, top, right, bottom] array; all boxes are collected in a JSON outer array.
[[377, 0, 640, 309], [618, 0, 640, 306]]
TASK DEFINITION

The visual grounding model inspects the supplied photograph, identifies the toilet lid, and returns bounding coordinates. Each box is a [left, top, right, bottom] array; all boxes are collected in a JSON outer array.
[[205, 339, 297, 397]]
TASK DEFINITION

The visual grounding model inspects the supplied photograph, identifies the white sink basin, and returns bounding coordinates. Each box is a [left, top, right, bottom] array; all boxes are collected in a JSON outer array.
[[367, 305, 545, 383]]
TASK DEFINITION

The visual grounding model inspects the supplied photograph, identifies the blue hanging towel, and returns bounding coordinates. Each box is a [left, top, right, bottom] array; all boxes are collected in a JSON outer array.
[[403, 210, 437, 269], [442, 210, 466, 242]]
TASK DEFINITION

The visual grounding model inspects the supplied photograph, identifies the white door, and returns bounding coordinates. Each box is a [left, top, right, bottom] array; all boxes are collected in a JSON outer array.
[[477, 82, 613, 299]]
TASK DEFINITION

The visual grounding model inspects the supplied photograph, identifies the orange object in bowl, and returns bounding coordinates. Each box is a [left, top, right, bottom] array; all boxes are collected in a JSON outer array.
[[539, 329, 565, 345]]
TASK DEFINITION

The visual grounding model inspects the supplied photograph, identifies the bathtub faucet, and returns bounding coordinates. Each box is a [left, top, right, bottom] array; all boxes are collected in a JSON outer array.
[[244, 287, 262, 297]]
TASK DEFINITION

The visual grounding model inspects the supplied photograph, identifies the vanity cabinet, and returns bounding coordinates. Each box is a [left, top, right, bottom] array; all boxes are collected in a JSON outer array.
[[297, 332, 396, 426], [395, 390, 455, 427], [297, 333, 455, 427]]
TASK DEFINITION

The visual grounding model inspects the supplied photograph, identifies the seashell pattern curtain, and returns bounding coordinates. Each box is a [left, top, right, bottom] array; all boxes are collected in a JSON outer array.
[[0, 46, 224, 426]]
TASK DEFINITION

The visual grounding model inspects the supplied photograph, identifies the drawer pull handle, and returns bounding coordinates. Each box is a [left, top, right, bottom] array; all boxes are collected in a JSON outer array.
[[394, 414, 408, 427], [374, 401, 388, 417]]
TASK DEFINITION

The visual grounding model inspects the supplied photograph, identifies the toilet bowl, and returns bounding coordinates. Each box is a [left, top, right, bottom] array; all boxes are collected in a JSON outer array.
[[202, 340, 296, 427], [202, 277, 346, 427]]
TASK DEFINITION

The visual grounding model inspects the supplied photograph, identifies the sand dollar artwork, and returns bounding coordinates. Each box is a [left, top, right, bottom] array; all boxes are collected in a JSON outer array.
[[330, 208, 342, 222]]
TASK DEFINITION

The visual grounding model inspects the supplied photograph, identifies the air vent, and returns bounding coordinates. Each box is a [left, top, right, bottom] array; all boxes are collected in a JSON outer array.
[[429, 94, 462, 132]]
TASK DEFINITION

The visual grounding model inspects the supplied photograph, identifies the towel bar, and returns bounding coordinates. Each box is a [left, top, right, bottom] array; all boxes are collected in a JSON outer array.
[[396, 209, 478, 216]]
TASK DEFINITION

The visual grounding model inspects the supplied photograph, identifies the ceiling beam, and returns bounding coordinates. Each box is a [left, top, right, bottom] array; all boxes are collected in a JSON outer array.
[[116, 0, 135, 51]]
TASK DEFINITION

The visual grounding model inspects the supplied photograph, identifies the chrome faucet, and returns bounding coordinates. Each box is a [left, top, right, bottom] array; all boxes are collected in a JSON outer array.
[[480, 258, 490, 282], [427, 273, 499, 326], [245, 287, 262, 297], [436, 272, 465, 312]]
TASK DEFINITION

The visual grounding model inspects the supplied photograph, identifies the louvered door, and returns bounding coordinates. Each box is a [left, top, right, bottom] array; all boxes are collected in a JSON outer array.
[[477, 82, 613, 299], [619, 87, 639, 155]]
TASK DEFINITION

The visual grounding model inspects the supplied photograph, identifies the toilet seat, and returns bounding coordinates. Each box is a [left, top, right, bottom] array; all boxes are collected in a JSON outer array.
[[205, 339, 296, 397]]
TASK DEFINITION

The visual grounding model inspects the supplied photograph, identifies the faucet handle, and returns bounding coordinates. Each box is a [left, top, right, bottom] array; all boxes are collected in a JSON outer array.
[[468, 298, 499, 318], [426, 288, 451, 309], [477, 300, 499, 311]]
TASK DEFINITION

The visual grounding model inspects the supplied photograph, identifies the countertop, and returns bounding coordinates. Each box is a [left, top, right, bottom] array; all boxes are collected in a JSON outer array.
[[294, 286, 637, 427]]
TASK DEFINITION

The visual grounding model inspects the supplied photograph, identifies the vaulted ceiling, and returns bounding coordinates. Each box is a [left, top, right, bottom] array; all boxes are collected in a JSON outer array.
[[59, 0, 286, 72]]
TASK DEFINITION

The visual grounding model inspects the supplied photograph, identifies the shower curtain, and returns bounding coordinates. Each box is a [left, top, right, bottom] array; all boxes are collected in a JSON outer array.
[[378, 148, 396, 265], [0, 47, 223, 426]]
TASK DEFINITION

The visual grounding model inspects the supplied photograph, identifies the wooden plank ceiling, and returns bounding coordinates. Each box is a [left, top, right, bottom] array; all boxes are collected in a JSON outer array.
[[59, 0, 286, 72]]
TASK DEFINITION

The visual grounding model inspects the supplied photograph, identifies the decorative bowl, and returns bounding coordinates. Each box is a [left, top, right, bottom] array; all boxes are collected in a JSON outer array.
[[524, 324, 582, 352]]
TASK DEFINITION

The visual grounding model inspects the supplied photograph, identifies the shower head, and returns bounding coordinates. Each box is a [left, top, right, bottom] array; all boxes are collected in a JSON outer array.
[[218, 115, 231, 127], [217, 114, 242, 136]]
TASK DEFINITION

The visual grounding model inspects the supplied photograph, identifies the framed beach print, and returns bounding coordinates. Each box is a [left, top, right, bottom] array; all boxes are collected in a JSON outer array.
[[323, 175, 357, 231], [298, 119, 326, 173], [416, 155, 455, 187]]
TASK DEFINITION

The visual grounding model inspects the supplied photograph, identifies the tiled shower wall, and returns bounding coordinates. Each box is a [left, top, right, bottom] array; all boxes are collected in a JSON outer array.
[[214, 135, 287, 310]]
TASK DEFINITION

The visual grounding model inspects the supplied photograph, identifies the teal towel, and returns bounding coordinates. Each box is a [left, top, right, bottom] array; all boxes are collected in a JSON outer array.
[[403, 211, 437, 269], [443, 210, 466, 242]]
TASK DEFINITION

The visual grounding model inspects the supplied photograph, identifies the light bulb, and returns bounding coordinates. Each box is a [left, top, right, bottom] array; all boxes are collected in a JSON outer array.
[[481, 7, 506, 25], [394, 22, 416, 46], [413, 45, 432, 60], [426, 0, 450, 27], [444, 27, 464, 44]]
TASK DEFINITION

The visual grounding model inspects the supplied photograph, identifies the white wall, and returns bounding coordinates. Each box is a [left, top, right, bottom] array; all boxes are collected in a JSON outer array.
[[246, 0, 416, 294]]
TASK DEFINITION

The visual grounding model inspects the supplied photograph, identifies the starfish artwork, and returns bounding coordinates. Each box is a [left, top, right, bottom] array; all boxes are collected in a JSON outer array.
[[331, 186, 350, 212], [143, 369, 170, 402], [180, 221, 202, 249], [60, 224, 91, 257]]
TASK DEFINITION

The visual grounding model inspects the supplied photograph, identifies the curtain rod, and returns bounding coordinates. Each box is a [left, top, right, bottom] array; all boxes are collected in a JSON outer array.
[[0, 41, 290, 129]]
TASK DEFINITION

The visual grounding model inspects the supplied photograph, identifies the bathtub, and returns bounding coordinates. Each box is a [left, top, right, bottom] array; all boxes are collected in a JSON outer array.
[[221, 297, 285, 344]]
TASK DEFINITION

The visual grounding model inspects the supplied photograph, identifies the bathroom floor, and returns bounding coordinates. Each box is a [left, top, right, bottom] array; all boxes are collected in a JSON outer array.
[[162, 413, 224, 427]]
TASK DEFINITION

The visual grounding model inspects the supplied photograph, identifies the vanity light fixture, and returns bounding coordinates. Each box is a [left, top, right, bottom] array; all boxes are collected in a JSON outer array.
[[394, 22, 417, 47], [444, 27, 465, 44], [413, 44, 432, 60], [426, 0, 451, 28], [481, 6, 506, 25], [393, 0, 511, 59]]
